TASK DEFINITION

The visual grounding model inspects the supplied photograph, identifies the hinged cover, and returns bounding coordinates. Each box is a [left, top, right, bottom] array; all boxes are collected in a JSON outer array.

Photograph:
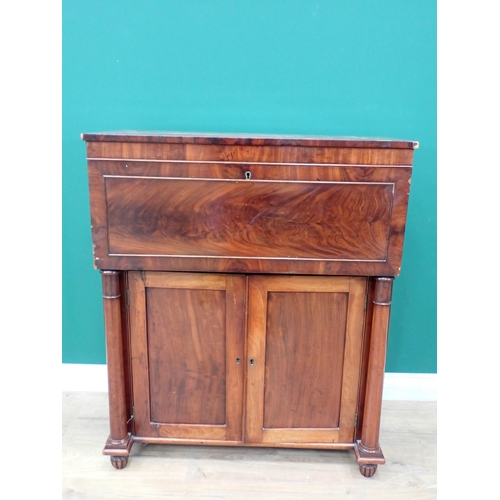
[[84, 132, 415, 276]]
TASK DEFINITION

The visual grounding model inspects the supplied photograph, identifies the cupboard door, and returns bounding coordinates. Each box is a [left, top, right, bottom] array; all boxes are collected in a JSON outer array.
[[128, 271, 246, 442], [245, 276, 366, 445]]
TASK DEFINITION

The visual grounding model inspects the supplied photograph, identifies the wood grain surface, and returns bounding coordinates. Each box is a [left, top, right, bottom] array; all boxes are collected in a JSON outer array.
[[104, 177, 394, 260], [263, 291, 348, 429], [88, 141, 415, 165], [82, 130, 418, 149], [146, 286, 227, 425], [82, 132, 417, 477], [87, 154, 411, 275], [245, 276, 366, 445], [128, 272, 246, 442]]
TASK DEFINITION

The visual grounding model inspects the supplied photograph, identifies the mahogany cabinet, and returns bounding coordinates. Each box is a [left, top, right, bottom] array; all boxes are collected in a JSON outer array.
[[82, 131, 418, 477]]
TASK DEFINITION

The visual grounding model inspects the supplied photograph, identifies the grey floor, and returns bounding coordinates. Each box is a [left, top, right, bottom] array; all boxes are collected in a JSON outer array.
[[62, 392, 436, 499]]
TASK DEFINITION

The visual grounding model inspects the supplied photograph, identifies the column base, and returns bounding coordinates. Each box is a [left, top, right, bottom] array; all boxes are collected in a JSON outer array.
[[354, 440, 385, 477], [103, 433, 134, 469]]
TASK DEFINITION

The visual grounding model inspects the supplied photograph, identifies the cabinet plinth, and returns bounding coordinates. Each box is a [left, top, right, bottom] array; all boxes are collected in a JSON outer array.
[[83, 131, 416, 477]]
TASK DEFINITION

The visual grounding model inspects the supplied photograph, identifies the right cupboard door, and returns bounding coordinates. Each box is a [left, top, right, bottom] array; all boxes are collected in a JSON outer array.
[[245, 275, 367, 445]]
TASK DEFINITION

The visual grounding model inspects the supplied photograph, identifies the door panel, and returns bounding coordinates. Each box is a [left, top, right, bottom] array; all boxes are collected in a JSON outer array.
[[245, 275, 366, 444], [263, 291, 348, 429], [129, 272, 246, 442], [147, 286, 227, 425]]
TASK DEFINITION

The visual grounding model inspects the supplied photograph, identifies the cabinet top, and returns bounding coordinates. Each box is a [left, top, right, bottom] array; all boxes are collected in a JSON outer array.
[[81, 131, 418, 149]]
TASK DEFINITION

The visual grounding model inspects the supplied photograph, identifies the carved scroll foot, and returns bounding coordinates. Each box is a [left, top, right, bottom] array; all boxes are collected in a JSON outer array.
[[110, 456, 129, 469], [359, 463, 378, 477]]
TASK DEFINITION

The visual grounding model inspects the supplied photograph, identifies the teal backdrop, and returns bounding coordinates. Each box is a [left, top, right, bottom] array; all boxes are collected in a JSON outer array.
[[63, 1, 436, 373]]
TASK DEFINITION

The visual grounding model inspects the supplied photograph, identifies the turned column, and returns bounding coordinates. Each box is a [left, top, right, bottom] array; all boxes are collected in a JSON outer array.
[[101, 270, 132, 469], [355, 277, 393, 477]]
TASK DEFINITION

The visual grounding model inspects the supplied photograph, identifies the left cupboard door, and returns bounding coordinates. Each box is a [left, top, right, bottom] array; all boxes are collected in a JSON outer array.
[[128, 271, 246, 443]]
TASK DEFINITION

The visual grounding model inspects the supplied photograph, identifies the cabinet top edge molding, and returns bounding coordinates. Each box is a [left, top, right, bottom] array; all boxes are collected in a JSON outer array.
[[81, 131, 419, 150]]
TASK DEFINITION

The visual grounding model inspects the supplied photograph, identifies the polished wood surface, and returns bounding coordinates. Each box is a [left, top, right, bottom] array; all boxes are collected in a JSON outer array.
[[354, 277, 394, 476], [354, 277, 377, 442], [100, 271, 133, 465], [104, 177, 394, 260], [128, 272, 246, 442], [263, 290, 347, 429], [81, 130, 418, 149], [88, 141, 415, 164], [147, 286, 227, 425], [245, 276, 365, 445], [83, 132, 417, 477], [87, 149, 412, 276]]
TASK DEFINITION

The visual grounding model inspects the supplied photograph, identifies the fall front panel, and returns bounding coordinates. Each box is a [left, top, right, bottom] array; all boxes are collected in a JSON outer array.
[[104, 176, 394, 261]]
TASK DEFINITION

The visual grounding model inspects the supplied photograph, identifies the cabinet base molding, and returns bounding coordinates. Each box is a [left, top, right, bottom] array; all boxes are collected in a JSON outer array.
[[353, 441, 386, 477], [103, 436, 386, 472], [353, 440, 386, 464], [131, 437, 356, 450], [103, 433, 134, 457]]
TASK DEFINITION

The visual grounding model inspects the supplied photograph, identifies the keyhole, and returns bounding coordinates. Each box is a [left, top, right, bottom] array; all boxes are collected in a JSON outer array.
[[250, 358, 255, 366], [245, 171, 252, 180], [236, 358, 240, 364]]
